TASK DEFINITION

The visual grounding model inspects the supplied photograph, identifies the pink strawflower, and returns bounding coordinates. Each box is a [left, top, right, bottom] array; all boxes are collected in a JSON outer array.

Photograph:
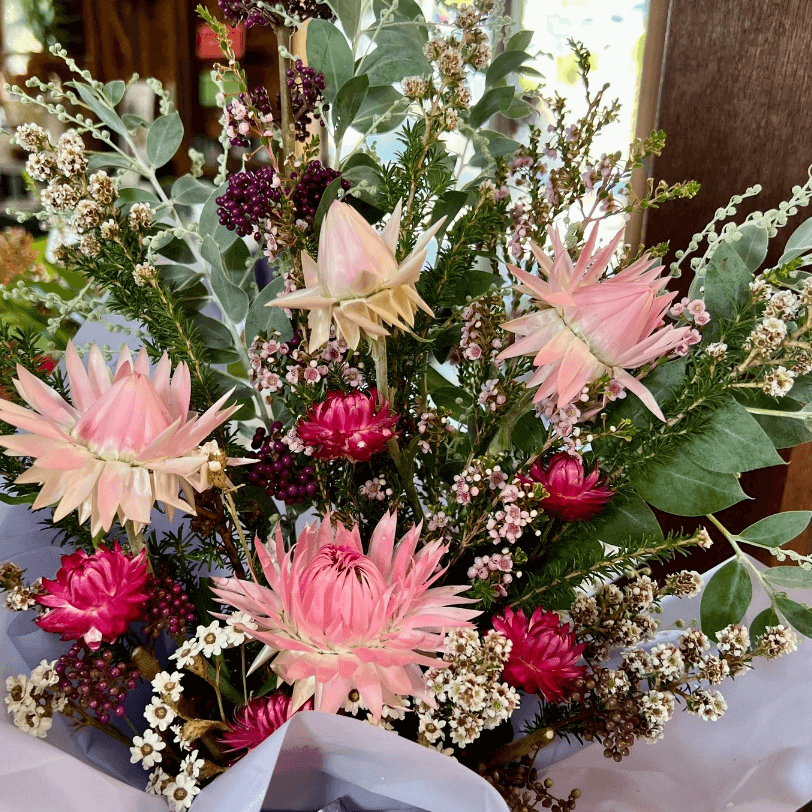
[[497, 226, 693, 420], [36, 543, 149, 649], [267, 200, 443, 351], [220, 693, 311, 755], [492, 607, 585, 701], [211, 512, 479, 718], [518, 453, 614, 522], [296, 389, 398, 461], [0, 342, 241, 534]]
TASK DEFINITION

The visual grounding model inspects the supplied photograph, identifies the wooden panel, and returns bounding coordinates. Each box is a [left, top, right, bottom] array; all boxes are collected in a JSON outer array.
[[642, 0, 812, 572]]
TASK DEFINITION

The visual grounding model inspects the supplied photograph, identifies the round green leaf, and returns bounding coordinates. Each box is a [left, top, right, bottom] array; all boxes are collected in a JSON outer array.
[[590, 495, 663, 545], [147, 112, 184, 169], [738, 511, 812, 547], [763, 566, 812, 589], [750, 607, 779, 646], [700, 560, 753, 641], [775, 595, 812, 638], [306, 19, 353, 103], [245, 277, 293, 346]]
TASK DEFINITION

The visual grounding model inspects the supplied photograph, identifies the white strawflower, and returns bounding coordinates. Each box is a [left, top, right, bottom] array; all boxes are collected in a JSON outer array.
[[195, 621, 229, 658], [145, 697, 176, 731], [171, 723, 192, 752], [29, 660, 59, 691], [130, 729, 166, 768], [343, 688, 366, 716], [164, 772, 200, 811], [649, 643, 685, 680], [133, 262, 158, 287], [418, 713, 447, 743], [146, 768, 171, 795], [169, 639, 201, 669], [152, 671, 184, 702], [180, 749, 205, 779]]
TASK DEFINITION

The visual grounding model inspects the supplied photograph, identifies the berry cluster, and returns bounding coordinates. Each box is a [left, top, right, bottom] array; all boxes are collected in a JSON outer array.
[[249, 421, 317, 504], [285, 61, 328, 142], [54, 645, 140, 724], [216, 166, 282, 239], [142, 575, 196, 639], [291, 161, 348, 225], [217, 0, 333, 28]]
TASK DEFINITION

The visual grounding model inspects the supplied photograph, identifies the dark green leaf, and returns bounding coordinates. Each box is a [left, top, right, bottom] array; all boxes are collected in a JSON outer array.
[[750, 607, 779, 646], [775, 595, 812, 638], [203, 235, 249, 323], [731, 223, 768, 272], [591, 495, 664, 545], [103, 80, 126, 105], [254, 674, 278, 697], [738, 511, 812, 547], [360, 46, 431, 87], [789, 373, 812, 404], [735, 390, 812, 448], [373, 0, 426, 26], [353, 86, 406, 134], [511, 410, 547, 454], [500, 98, 538, 120], [703, 242, 752, 321], [431, 386, 473, 420], [195, 314, 234, 349], [244, 277, 293, 346], [681, 397, 784, 473], [172, 176, 214, 206], [199, 184, 238, 249], [764, 566, 812, 589], [633, 450, 748, 516], [306, 19, 354, 103], [146, 112, 184, 169], [430, 190, 468, 240], [486, 50, 534, 86], [312, 176, 346, 234], [121, 114, 149, 132], [700, 560, 752, 640], [507, 30, 534, 51], [332, 74, 369, 142], [0, 492, 36, 505], [468, 86, 515, 128], [117, 187, 160, 205], [609, 357, 688, 427]]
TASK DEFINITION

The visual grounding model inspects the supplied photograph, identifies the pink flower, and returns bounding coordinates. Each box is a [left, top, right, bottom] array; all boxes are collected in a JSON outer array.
[[36, 543, 149, 649], [497, 226, 693, 420], [267, 200, 443, 351], [492, 607, 585, 701], [0, 342, 240, 534], [220, 693, 311, 755], [296, 389, 398, 462], [518, 453, 614, 522], [211, 512, 478, 718]]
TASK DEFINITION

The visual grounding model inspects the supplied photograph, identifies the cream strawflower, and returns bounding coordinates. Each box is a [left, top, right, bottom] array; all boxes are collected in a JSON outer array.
[[164, 773, 200, 811], [151, 671, 184, 702], [145, 697, 176, 731], [267, 200, 443, 351], [130, 729, 166, 768], [0, 342, 243, 535]]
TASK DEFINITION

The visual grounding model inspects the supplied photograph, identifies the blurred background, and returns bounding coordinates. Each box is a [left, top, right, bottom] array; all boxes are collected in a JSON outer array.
[[0, 0, 809, 567]]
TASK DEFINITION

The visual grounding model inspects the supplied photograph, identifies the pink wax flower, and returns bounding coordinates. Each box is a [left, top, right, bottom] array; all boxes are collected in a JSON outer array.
[[0, 341, 240, 535], [518, 453, 614, 522], [267, 200, 443, 351], [296, 389, 398, 461], [36, 543, 149, 649], [211, 512, 479, 718], [220, 693, 311, 755], [492, 606, 585, 701], [497, 226, 693, 420]]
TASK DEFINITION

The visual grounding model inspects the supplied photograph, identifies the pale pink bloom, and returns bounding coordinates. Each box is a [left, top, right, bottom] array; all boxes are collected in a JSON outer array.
[[267, 201, 443, 351], [0, 342, 241, 534], [211, 512, 478, 718], [497, 226, 693, 420]]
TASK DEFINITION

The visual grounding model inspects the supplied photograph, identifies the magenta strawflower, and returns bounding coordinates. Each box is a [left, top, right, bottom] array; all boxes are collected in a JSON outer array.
[[296, 389, 398, 461], [492, 607, 585, 701], [36, 543, 149, 650], [497, 226, 693, 420], [220, 693, 311, 754], [518, 453, 614, 521], [211, 512, 478, 718]]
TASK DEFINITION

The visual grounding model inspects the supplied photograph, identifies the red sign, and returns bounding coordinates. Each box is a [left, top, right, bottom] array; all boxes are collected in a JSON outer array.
[[196, 24, 246, 59]]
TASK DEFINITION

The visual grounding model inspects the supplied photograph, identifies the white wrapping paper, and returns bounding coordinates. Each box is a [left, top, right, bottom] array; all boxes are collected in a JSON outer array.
[[2, 491, 812, 811]]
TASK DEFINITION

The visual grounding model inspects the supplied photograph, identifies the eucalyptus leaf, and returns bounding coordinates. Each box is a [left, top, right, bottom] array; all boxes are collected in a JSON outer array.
[[244, 277, 293, 346], [591, 495, 664, 545], [103, 80, 126, 105], [195, 314, 233, 349], [700, 560, 753, 641], [121, 114, 149, 132], [738, 511, 812, 547], [327, 0, 361, 39], [506, 30, 534, 51], [703, 242, 752, 321], [735, 390, 812, 448], [332, 75, 369, 142], [87, 152, 134, 171], [764, 566, 812, 589], [486, 50, 534, 86], [632, 450, 748, 516], [360, 46, 431, 87], [146, 112, 184, 169], [778, 216, 812, 265], [306, 20, 354, 103], [200, 184, 238, 249], [74, 82, 128, 135], [353, 86, 406, 134], [468, 86, 515, 128], [203, 235, 250, 323], [731, 223, 769, 272], [750, 607, 779, 646], [681, 397, 784, 473], [775, 595, 812, 638], [172, 176, 214, 206]]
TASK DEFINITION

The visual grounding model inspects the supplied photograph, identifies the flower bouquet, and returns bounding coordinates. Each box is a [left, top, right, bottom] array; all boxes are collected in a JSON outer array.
[[2, 1, 812, 810]]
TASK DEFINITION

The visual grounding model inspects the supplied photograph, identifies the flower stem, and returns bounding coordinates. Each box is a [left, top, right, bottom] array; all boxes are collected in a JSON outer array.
[[369, 336, 391, 406], [124, 520, 146, 557], [276, 25, 295, 160], [223, 490, 259, 583]]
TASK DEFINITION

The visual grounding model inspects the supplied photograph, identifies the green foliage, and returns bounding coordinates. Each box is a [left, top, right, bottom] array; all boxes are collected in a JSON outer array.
[[738, 511, 812, 547], [775, 595, 812, 638], [700, 560, 753, 641], [146, 112, 184, 169], [750, 607, 779, 646], [703, 243, 752, 322], [590, 495, 663, 545], [306, 20, 354, 103]]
